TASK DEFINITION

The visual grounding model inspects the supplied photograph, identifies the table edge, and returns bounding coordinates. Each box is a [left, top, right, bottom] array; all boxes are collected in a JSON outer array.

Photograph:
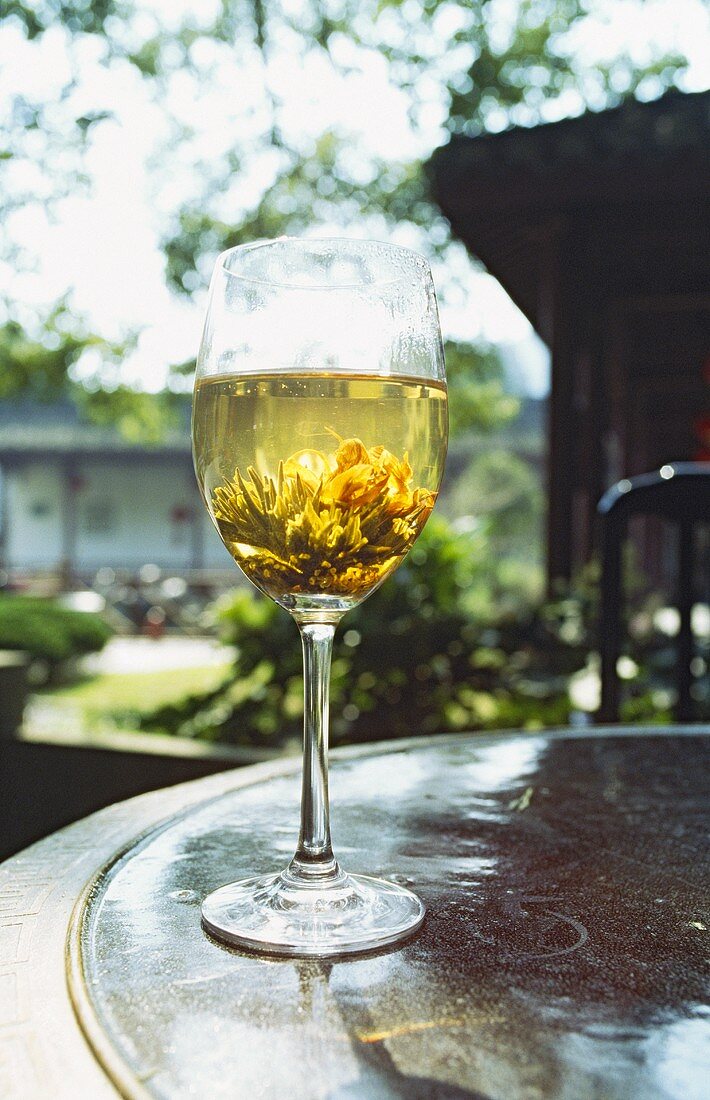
[[1, 725, 708, 1098]]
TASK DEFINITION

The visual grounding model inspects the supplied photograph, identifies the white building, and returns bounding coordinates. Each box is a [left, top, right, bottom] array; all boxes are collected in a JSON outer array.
[[0, 400, 232, 574]]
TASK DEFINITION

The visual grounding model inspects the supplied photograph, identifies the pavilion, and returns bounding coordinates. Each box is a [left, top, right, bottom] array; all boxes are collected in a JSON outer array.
[[430, 89, 710, 583]]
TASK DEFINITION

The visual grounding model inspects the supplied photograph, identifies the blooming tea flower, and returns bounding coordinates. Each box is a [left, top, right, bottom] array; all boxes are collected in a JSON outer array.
[[212, 434, 435, 599]]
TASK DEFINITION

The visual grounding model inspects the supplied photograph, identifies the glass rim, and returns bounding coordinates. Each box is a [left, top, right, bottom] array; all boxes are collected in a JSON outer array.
[[215, 236, 432, 292]]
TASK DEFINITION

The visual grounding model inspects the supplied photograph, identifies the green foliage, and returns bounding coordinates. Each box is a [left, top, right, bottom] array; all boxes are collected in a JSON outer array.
[[0, 596, 113, 668], [152, 0, 689, 294], [3, 1, 122, 39], [0, 313, 102, 403], [445, 448, 543, 561], [614, 586, 709, 723], [549, 558, 710, 722], [445, 0, 687, 136], [140, 516, 584, 746], [1, 0, 693, 431], [75, 386, 185, 445], [445, 341, 519, 437], [3, 0, 689, 288], [163, 145, 435, 294], [0, 310, 183, 443]]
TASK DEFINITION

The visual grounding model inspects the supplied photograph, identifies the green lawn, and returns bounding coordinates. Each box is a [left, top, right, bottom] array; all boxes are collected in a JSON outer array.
[[27, 664, 232, 739]]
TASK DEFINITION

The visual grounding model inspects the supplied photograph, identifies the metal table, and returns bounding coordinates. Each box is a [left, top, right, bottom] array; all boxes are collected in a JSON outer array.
[[1, 727, 708, 1098]]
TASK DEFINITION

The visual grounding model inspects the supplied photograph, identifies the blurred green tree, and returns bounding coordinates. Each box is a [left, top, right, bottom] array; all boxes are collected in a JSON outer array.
[[445, 448, 543, 558], [152, 0, 688, 294], [0, 1, 702, 740], [2, 0, 690, 295], [140, 515, 581, 747], [0, 307, 183, 442], [444, 340, 520, 438]]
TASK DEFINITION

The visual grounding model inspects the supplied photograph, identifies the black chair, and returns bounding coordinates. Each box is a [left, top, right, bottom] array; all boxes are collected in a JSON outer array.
[[597, 462, 710, 723]]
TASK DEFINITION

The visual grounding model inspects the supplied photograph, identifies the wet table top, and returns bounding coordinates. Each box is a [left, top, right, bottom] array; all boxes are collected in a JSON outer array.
[[1, 727, 708, 1099]]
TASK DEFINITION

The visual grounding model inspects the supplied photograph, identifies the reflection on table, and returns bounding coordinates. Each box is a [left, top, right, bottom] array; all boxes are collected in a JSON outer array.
[[1, 726, 708, 1099]]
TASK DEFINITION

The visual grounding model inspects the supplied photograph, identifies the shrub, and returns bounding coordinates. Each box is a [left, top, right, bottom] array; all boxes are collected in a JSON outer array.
[[141, 516, 587, 747], [0, 596, 113, 672]]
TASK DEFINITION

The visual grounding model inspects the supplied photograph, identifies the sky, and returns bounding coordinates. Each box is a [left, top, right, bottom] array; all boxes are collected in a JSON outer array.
[[1, 0, 709, 398]]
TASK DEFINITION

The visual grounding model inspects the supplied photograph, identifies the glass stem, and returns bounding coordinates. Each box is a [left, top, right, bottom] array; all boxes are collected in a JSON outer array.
[[289, 619, 342, 882]]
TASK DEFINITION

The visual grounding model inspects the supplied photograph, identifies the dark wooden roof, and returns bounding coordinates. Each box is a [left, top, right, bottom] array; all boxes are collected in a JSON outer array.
[[429, 90, 710, 338]]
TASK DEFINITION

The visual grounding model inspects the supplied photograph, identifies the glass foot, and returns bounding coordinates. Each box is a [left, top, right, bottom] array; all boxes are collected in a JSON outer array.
[[201, 867, 425, 957]]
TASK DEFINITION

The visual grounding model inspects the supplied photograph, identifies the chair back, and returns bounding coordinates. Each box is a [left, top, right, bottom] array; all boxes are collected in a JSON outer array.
[[597, 462, 710, 722]]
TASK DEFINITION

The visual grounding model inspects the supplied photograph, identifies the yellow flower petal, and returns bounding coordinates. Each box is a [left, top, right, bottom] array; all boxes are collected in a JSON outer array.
[[211, 433, 435, 598], [283, 448, 332, 490], [335, 438, 370, 470], [322, 464, 388, 508]]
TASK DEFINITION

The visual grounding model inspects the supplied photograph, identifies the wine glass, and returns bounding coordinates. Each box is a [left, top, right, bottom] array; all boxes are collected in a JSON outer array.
[[193, 237, 448, 956]]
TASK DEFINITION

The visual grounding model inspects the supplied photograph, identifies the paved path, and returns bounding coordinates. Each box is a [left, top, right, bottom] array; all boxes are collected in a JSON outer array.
[[81, 636, 235, 675]]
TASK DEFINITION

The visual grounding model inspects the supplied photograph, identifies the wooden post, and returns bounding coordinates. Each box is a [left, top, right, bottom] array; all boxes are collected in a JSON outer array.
[[676, 520, 695, 722], [60, 459, 78, 586], [598, 508, 624, 723], [546, 222, 579, 591]]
